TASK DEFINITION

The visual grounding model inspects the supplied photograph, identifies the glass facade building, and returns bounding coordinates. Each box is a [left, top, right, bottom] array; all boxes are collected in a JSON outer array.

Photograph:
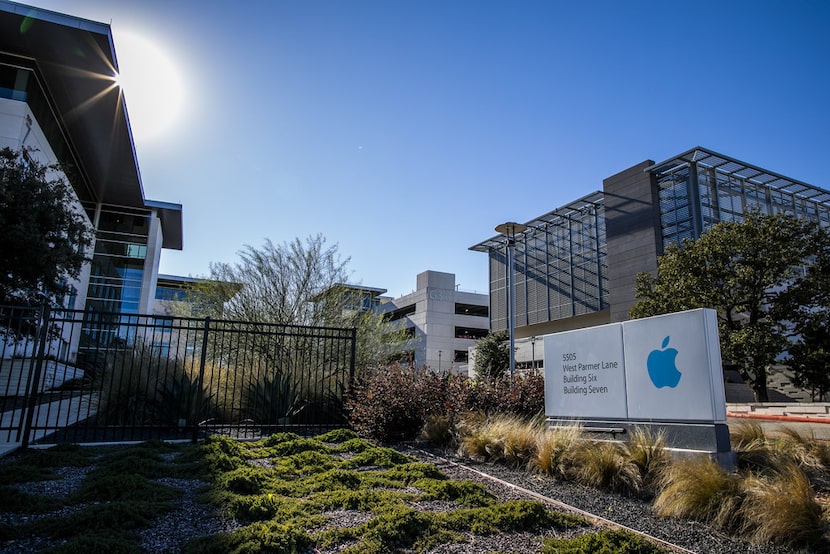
[[472, 192, 608, 333], [1, 4, 184, 363], [652, 149, 830, 249], [472, 147, 830, 337]]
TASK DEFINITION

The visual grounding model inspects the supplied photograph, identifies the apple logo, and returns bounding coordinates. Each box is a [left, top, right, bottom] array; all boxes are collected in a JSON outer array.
[[647, 336, 682, 388]]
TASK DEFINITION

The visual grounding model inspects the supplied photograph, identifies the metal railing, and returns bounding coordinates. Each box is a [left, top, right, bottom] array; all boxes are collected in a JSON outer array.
[[0, 305, 356, 446]]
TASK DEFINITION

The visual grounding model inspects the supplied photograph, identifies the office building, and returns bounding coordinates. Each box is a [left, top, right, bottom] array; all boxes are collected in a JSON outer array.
[[1, 2, 183, 361], [471, 147, 830, 340]]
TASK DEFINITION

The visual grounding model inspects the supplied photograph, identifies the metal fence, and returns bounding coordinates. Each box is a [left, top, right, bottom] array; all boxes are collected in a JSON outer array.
[[0, 305, 356, 446]]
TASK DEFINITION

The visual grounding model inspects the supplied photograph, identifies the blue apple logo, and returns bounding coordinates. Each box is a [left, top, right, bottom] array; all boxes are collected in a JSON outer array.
[[647, 336, 682, 388]]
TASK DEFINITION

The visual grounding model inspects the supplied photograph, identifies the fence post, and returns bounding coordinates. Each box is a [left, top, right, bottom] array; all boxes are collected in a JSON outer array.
[[20, 304, 51, 448], [192, 317, 211, 443], [349, 327, 357, 382]]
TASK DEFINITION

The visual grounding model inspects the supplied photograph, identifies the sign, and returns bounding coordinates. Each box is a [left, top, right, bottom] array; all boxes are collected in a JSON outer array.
[[544, 308, 726, 423], [544, 323, 627, 418], [622, 309, 726, 421]]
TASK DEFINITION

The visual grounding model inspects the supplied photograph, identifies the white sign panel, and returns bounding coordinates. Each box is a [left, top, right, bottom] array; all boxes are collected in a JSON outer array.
[[543, 308, 727, 424], [622, 309, 726, 421], [544, 323, 627, 418]]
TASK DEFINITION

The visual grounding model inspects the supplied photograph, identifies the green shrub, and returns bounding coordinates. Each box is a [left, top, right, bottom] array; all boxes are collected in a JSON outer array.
[[215, 466, 272, 495], [42, 530, 143, 553], [0, 484, 62, 513], [70, 473, 180, 503], [343, 446, 414, 468], [542, 529, 667, 553], [315, 428, 358, 443], [183, 520, 312, 554]]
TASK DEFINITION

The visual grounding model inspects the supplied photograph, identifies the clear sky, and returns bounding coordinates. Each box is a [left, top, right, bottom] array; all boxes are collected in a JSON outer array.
[[20, 0, 830, 298]]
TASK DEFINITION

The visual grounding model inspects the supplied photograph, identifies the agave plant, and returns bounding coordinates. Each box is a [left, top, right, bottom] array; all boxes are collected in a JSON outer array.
[[245, 370, 305, 425], [155, 370, 215, 426]]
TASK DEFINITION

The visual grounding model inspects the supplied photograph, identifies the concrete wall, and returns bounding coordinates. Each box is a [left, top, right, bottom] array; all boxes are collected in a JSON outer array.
[[383, 270, 489, 373], [603, 160, 662, 322]]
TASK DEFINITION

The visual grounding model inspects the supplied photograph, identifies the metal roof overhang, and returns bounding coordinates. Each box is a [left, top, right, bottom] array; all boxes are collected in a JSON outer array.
[[646, 146, 830, 205], [470, 190, 605, 252], [145, 199, 183, 250], [0, 1, 147, 209], [0, 1, 184, 250]]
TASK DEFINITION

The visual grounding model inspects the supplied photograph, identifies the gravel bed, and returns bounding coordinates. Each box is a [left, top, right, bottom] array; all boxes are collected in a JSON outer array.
[[0, 453, 238, 554], [1, 443, 820, 554], [398, 444, 801, 554]]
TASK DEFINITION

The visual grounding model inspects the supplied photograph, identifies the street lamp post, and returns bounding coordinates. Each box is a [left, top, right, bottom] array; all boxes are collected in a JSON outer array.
[[494, 222, 527, 379], [530, 335, 537, 370]]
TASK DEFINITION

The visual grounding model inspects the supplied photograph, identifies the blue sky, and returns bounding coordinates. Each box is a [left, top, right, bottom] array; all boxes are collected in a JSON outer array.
[[22, 0, 830, 298]]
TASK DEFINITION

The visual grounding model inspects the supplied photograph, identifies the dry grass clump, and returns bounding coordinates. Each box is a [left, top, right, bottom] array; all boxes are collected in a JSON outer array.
[[773, 426, 830, 490], [739, 463, 826, 546], [731, 423, 830, 493], [653, 456, 742, 531], [454, 415, 829, 549], [622, 428, 669, 490], [532, 425, 583, 479], [459, 414, 542, 467], [570, 440, 642, 494], [729, 420, 767, 450], [420, 414, 455, 446]]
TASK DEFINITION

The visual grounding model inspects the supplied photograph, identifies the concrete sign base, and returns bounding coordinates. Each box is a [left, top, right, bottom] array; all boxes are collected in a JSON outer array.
[[546, 418, 736, 468]]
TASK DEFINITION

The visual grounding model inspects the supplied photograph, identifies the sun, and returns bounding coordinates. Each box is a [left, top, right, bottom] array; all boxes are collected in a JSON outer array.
[[114, 31, 185, 142]]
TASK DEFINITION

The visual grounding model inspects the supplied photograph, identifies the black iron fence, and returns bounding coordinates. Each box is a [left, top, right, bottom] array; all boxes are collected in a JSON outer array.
[[0, 305, 356, 446]]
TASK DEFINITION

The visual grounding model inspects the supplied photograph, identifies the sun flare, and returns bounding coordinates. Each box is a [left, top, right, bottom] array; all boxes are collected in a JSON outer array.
[[114, 31, 184, 141]]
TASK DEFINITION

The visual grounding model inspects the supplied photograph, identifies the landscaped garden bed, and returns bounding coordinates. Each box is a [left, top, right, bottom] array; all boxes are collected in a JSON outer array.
[[0, 431, 663, 553]]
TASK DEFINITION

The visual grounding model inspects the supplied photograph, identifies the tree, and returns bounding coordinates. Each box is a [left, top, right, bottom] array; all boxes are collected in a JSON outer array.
[[784, 314, 830, 401], [0, 147, 94, 307], [775, 226, 830, 399], [194, 234, 399, 371], [473, 330, 509, 381], [630, 211, 824, 402]]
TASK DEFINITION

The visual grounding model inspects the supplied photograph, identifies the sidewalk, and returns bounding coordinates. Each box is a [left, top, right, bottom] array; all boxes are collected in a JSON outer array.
[[726, 402, 830, 424], [0, 393, 98, 457]]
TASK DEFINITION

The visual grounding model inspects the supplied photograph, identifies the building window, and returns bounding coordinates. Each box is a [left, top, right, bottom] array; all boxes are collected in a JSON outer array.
[[453, 350, 468, 363], [455, 327, 488, 340], [455, 303, 488, 317], [388, 304, 416, 321], [386, 350, 415, 364], [384, 326, 416, 342], [155, 286, 188, 302]]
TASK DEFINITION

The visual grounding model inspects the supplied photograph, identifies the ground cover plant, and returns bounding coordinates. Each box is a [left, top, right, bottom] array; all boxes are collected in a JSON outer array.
[[0, 431, 669, 553], [0, 440, 202, 553], [453, 416, 830, 549], [184, 430, 596, 553]]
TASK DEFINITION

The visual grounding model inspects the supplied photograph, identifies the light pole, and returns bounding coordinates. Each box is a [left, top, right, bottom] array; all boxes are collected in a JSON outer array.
[[530, 335, 537, 370], [495, 222, 527, 379], [438, 350, 442, 372]]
